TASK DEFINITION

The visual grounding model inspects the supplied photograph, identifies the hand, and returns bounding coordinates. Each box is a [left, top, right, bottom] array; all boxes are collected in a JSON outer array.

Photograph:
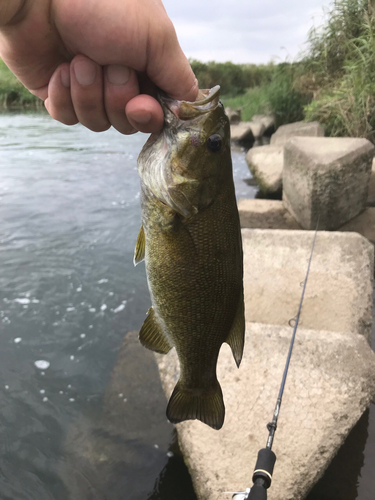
[[0, 0, 198, 134]]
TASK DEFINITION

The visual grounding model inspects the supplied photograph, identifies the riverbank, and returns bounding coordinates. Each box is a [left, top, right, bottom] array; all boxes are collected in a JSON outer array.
[[0, 59, 41, 108]]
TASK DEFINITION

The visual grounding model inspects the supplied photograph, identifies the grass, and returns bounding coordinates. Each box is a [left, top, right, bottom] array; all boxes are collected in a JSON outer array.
[[302, 0, 375, 142], [221, 86, 271, 121], [0, 59, 41, 108]]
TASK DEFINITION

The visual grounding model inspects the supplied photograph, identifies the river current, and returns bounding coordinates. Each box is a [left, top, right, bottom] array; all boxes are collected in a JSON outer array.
[[0, 112, 374, 500]]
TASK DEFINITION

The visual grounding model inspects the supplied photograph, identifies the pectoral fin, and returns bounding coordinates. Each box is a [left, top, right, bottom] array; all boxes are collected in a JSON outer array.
[[226, 289, 245, 368], [139, 307, 172, 355], [133, 225, 145, 266]]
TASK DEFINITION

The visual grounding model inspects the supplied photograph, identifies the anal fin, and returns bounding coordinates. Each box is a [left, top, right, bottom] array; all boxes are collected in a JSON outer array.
[[226, 289, 245, 368], [139, 307, 172, 355], [133, 225, 145, 266]]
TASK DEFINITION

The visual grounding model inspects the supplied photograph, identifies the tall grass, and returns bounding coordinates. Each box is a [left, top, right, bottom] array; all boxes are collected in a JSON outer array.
[[303, 0, 375, 142]]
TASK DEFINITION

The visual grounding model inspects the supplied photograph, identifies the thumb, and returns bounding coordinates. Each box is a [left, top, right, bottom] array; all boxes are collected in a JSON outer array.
[[146, 20, 198, 102]]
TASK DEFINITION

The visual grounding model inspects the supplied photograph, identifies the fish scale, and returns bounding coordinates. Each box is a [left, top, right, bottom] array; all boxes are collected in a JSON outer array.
[[135, 86, 245, 430]]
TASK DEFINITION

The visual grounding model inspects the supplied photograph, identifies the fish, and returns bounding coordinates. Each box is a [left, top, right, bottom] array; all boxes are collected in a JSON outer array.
[[134, 85, 245, 430]]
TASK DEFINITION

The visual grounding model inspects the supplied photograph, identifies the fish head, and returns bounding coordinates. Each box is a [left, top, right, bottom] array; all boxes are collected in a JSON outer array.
[[138, 86, 231, 217]]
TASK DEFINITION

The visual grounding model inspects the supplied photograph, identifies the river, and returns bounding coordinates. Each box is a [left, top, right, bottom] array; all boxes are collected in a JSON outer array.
[[0, 111, 374, 500]]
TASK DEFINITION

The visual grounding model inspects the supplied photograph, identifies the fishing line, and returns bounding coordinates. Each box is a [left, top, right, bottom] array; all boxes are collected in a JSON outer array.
[[233, 219, 319, 500]]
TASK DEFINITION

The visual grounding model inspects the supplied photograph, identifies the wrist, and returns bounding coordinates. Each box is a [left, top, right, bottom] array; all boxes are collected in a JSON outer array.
[[0, 0, 28, 28]]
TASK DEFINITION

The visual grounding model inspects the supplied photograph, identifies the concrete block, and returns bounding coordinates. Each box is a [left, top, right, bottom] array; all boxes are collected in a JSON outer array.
[[245, 145, 283, 193], [252, 114, 275, 135], [230, 122, 254, 144], [283, 137, 374, 230], [248, 121, 266, 140], [225, 107, 242, 124], [238, 199, 301, 229], [156, 323, 375, 500], [270, 121, 324, 147], [339, 207, 375, 244], [242, 229, 374, 339]]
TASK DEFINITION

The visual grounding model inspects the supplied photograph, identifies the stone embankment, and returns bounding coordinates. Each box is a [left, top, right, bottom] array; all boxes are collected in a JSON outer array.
[[155, 119, 375, 500], [238, 123, 375, 243], [230, 111, 275, 148]]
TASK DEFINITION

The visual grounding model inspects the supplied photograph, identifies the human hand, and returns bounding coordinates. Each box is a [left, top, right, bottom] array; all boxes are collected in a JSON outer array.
[[0, 0, 198, 134]]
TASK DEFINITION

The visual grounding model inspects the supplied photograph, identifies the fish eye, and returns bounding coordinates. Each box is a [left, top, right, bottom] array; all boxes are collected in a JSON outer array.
[[207, 134, 222, 152]]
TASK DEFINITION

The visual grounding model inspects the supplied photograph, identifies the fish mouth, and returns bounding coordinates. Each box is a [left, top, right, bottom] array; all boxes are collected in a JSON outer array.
[[159, 85, 221, 122]]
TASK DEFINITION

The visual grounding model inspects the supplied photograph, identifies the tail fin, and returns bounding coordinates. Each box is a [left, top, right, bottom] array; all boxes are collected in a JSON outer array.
[[166, 380, 225, 430]]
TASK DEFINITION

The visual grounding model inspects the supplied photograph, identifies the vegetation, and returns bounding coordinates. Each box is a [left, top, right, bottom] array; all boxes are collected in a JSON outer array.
[[221, 63, 310, 127], [190, 60, 275, 96], [0, 59, 41, 108], [202, 0, 375, 142], [303, 0, 375, 142]]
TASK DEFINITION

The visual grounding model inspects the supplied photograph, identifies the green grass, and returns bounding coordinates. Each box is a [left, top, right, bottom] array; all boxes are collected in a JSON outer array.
[[221, 86, 271, 121], [0, 59, 40, 107]]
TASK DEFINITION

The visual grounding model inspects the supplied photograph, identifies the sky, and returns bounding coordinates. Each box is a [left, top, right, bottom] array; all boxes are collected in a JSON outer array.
[[163, 0, 332, 64]]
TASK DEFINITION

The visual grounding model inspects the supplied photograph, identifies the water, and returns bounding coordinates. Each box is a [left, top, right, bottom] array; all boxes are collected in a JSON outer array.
[[0, 112, 256, 500]]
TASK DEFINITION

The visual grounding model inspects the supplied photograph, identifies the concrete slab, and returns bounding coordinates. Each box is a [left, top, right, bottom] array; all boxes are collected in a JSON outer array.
[[238, 200, 375, 245], [283, 137, 374, 230], [245, 145, 283, 193], [242, 229, 374, 339], [238, 199, 301, 229], [270, 121, 324, 147], [156, 323, 375, 500]]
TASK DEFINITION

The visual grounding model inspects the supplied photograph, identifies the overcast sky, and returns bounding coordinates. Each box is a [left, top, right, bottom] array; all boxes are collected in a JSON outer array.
[[163, 0, 331, 64]]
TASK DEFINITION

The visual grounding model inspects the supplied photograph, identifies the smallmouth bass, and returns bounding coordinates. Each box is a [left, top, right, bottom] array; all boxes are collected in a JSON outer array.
[[134, 86, 245, 430]]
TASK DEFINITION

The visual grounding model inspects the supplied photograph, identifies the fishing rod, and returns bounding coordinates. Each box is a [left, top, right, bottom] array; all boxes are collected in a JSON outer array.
[[232, 222, 319, 500]]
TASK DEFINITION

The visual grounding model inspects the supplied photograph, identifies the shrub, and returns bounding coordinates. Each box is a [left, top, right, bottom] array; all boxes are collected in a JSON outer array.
[[190, 60, 275, 96]]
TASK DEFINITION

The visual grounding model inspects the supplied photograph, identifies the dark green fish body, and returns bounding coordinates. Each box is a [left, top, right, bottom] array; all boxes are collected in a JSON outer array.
[[135, 86, 244, 430]]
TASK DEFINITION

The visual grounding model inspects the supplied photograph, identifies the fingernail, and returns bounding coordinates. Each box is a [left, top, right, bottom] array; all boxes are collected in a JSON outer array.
[[107, 65, 131, 85], [60, 67, 70, 88], [74, 60, 97, 86], [132, 111, 152, 125]]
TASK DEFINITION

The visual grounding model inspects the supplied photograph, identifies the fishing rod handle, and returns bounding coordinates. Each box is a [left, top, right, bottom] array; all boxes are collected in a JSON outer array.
[[247, 448, 277, 500], [247, 479, 267, 500], [252, 448, 276, 487]]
